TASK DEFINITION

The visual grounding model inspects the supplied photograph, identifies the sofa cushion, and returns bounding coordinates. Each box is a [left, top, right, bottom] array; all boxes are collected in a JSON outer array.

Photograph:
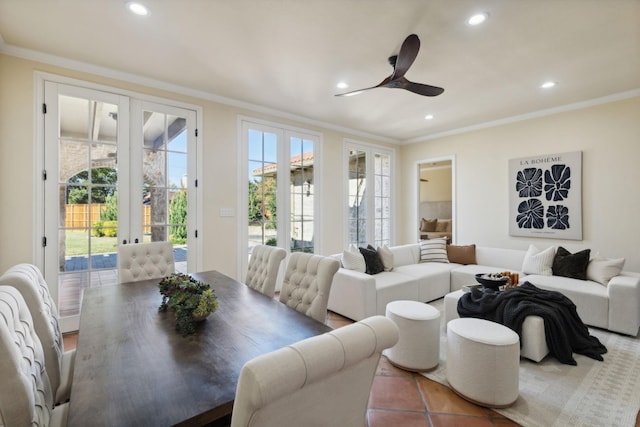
[[522, 245, 555, 275], [390, 244, 420, 267], [341, 248, 366, 273], [435, 219, 451, 232], [394, 262, 457, 302], [419, 239, 449, 263], [552, 247, 590, 280], [524, 275, 609, 330], [447, 244, 476, 265], [420, 218, 437, 232], [587, 256, 625, 286], [377, 245, 394, 272], [359, 246, 384, 275]]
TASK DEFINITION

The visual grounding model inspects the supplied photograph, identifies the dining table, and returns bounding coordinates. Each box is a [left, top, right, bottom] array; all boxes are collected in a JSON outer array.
[[67, 270, 332, 427]]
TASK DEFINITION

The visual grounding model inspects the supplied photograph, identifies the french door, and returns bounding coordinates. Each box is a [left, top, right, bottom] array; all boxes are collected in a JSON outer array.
[[42, 82, 198, 331], [240, 119, 321, 279]]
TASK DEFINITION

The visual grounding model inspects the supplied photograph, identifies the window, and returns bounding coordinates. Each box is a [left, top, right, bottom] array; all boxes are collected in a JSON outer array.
[[240, 119, 321, 277], [345, 141, 393, 247]]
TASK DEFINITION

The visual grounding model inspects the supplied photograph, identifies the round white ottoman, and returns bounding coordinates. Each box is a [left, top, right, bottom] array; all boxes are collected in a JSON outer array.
[[384, 300, 440, 372], [446, 318, 520, 408]]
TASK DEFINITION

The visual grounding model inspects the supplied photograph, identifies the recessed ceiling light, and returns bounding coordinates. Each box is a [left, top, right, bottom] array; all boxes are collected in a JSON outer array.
[[424, 114, 434, 120], [541, 81, 557, 89], [336, 82, 349, 89], [467, 12, 488, 26], [127, 2, 150, 16]]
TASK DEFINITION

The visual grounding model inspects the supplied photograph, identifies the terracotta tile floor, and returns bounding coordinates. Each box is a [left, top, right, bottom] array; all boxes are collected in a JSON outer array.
[[324, 311, 520, 427]]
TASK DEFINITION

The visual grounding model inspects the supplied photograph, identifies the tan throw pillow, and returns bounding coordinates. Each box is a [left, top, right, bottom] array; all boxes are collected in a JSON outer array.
[[587, 256, 625, 286], [377, 244, 394, 271], [447, 244, 477, 265], [421, 218, 437, 232], [419, 238, 449, 263], [435, 219, 451, 232]]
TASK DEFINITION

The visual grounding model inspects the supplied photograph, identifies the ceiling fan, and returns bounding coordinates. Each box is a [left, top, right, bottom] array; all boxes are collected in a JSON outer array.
[[335, 34, 444, 97]]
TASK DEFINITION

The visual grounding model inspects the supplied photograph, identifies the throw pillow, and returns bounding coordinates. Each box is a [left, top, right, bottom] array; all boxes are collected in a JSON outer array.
[[552, 247, 591, 280], [421, 218, 437, 232], [419, 238, 449, 263], [521, 244, 555, 275], [587, 256, 625, 286], [376, 244, 394, 272], [435, 219, 451, 232], [447, 244, 477, 265], [341, 248, 366, 273], [359, 246, 385, 275]]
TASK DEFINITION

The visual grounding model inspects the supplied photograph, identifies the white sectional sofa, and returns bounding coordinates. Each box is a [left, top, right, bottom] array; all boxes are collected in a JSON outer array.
[[327, 243, 640, 336]]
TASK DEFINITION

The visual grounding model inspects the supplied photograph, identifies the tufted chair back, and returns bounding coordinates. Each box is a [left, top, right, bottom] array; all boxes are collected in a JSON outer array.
[[0, 264, 75, 405], [117, 241, 175, 283], [0, 286, 69, 427], [230, 315, 399, 427], [278, 252, 339, 323], [245, 245, 286, 298]]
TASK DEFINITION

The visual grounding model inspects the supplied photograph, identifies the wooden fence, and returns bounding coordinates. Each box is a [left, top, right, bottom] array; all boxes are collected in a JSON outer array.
[[65, 204, 151, 230]]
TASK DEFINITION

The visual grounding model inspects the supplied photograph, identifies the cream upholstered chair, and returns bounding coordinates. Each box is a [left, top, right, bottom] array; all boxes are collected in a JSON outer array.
[[0, 286, 69, 427], [230, 315, 399, 427], [245, 245, 286, 298], [0, 263, 75, 405], [117, 241, 175, 283], [279, 252, 340, 323]]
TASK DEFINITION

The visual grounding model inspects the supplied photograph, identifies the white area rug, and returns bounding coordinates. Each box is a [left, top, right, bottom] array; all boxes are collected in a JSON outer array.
[[423, 299, 640, 427]]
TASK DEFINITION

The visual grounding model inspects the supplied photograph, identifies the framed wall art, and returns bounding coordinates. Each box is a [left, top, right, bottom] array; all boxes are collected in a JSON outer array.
[[508, 151, 582, 240]]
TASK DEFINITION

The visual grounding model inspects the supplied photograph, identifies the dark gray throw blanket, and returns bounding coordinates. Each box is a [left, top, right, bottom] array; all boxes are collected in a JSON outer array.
[[457, 282, 607, 365]]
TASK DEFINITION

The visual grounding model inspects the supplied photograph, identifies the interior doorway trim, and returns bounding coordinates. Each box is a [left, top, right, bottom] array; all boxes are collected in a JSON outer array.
[[414, 155, 456, 243]]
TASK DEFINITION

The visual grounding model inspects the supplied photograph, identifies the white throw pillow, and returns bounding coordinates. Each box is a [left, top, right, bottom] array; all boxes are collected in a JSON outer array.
[[587, 256, 625, 286], [377, 244, 394, 271], [341, 247, 366, 273], [419, 238, 449, 263], [521, 244, 555, 275]]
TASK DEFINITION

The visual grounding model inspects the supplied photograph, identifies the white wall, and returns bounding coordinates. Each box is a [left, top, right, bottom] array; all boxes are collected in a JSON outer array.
[[399, 96, 640, 272]]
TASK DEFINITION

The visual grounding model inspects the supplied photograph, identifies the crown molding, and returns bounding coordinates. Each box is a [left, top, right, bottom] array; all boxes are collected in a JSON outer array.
[[401, 89, 640, 145]]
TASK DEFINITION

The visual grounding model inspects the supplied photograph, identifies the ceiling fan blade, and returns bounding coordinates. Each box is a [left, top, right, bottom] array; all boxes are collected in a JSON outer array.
[[399, 78, 444, 97], [334, 76, 392, 97], [391, 34, 420, 80]]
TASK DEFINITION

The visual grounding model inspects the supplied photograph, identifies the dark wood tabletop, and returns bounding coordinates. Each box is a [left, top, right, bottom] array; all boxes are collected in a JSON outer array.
[[67, 270, 332, 427]]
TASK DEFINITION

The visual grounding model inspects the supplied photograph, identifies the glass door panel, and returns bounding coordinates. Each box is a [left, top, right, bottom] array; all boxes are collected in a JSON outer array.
[[55, 94, 120, 318], [140, 109, 189, 272]]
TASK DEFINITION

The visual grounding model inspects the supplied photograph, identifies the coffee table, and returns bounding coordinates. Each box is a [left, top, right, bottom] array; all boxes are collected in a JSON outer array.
[[443, 289, 549, 362]]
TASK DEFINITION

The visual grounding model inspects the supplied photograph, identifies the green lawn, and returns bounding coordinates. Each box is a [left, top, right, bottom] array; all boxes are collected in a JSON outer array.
[[65, 230, 118, 256]]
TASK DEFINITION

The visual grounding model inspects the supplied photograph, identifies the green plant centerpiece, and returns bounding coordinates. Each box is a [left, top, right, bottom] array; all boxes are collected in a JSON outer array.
[[158, 273, 219, 336]]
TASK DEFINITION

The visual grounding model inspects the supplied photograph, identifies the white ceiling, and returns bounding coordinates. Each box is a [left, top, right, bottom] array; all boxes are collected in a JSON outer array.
[[1, 0, 639, 143]]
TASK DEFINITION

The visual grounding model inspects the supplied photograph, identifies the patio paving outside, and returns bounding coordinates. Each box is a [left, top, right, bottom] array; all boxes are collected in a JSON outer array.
[[59, 246, 188, 318]]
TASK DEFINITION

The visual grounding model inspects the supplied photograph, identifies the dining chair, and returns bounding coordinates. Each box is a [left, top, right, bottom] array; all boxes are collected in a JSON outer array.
[[0, 263, 75, 405], [278, 252, 340, 323], [245, 245, 286, 298], [117, 241, 175, 283], [0, 286, 69, 427], [230, 315, 399, 427]]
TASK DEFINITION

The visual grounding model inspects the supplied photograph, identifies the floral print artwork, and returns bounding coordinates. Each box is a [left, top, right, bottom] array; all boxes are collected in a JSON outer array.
[[515, 163, 572, 229], [517, 199, 544, 229], [510, 152, 581, 239], [516, 168, 543, 197], [544, 164, 571, 201]]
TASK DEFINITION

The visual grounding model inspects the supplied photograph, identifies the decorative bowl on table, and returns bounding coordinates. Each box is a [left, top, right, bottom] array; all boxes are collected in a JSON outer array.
[[475, 273, 509, 291]]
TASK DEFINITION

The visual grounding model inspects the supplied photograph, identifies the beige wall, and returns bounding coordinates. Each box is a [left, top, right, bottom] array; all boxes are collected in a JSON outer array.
[[0, 54, 392, 280], [399, 96, 640, 272], [419, 167, 452, 202]]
